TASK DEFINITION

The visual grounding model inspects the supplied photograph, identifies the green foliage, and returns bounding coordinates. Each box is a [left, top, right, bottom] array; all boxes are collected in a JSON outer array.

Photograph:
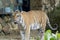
[[44, 30, 60, 40], [57, 33, 60, 40], [44, 30, 52, 40]]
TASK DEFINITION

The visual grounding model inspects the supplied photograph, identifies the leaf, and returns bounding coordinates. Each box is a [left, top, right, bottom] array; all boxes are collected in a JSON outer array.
[[44, 30, 52, 40], [50, 37, 56, 40], [57, 33, 60, 39]]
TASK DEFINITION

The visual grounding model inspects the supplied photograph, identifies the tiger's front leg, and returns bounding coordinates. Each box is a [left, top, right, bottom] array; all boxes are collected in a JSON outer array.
[[25, 25, 30, 40], [20, 31, 25, 40]]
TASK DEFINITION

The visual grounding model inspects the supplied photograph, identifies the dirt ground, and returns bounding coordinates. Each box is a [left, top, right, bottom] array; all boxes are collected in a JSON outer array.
[[0, 30, 40, 40]]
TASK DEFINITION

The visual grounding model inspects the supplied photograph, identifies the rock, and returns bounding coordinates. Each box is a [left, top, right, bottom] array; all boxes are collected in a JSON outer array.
[[0, 24, 2, 31]]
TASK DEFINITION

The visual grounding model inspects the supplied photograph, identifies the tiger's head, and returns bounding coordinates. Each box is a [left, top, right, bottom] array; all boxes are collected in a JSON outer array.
[[12, 10, 23, 24]]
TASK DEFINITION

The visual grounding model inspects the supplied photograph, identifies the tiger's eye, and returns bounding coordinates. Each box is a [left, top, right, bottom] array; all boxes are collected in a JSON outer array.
[[17, 15, 20, 17]]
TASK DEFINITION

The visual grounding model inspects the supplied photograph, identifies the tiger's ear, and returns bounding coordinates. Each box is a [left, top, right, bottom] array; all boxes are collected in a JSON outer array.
[[12, 10, 20, 16], [21, 11, 23, 14]]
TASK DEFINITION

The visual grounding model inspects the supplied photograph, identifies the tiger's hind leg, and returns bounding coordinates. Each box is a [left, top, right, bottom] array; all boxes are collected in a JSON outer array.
[[38, 19, 46, 40], [41, 23, 46, 40], [37, 27, 44, 40]]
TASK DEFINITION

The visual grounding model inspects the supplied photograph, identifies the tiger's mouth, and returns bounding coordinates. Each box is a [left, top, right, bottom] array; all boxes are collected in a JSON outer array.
[[14, 21, 18, 24]]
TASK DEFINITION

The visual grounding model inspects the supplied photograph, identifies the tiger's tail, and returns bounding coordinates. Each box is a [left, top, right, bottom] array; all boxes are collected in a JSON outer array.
[[47, 17, 58, 30]]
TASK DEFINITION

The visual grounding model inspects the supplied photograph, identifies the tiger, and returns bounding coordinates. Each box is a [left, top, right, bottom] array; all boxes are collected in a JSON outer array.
[[12, 10, 58, 40]]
